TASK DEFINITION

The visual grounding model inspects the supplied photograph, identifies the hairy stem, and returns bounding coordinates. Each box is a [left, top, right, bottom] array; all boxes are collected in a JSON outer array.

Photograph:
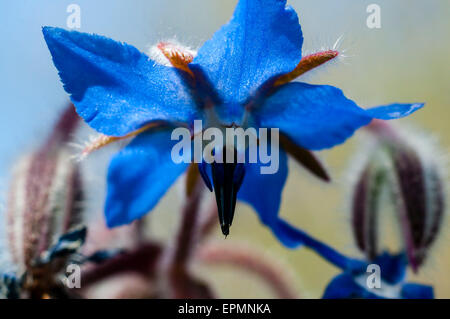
[[158, 174, 205, 297]]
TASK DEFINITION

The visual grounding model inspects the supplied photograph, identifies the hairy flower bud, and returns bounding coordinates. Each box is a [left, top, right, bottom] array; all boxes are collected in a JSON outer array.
[[391, 144, 445, 270], [352, 121, 446, 271], [352, 161, 385, 260], [6, 105, 83, 275]]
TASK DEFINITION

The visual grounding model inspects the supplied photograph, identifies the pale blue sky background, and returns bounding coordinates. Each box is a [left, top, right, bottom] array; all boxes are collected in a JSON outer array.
[[0, 1, 449, 297]]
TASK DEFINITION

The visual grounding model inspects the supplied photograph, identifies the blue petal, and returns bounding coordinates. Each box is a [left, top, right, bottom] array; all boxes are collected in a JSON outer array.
[[236, 149, 302, 247], [323, 273, 381, 299], [43, 27, 198, 136], [105, 129, 189, 227], [192, 0, 303, 106], [373, 252, 407, 284], [254, 82, 424, 150], [400, 283, 434, 299], [198, 162, 213, 192], [275, 221, 368, 271], [365, 103, 424, 120]]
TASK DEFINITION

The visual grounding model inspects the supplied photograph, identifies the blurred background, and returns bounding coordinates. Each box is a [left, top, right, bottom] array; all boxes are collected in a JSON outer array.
[[0, 0, 449, 298]]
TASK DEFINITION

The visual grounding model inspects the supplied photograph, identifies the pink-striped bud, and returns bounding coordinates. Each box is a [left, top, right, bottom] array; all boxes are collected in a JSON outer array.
[[352, 161, 385, 260], [352, 121, 446, 271], [6, 105, 83, 276], [390, 143, 445, 271]]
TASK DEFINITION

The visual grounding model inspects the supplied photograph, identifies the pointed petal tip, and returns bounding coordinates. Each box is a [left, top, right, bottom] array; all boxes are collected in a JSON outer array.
[[42, 26, 62, 40], [105, 211, 124, 229], [41, 25, 51, 34], [367, 102, 426, 120], [105, 208, 135, 229], [408, 102, 426, 113], [415, 102, 425, 108], [42, 26, 52, 43]]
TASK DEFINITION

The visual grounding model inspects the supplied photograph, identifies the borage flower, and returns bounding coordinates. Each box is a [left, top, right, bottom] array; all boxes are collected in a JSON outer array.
[[43, 0, 423, 245], [241, 217, 435, 298], [322, 251, 434, 299]]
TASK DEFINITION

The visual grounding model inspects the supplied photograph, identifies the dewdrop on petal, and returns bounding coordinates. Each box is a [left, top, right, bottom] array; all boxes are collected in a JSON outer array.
[[351, 120, 446, 271]]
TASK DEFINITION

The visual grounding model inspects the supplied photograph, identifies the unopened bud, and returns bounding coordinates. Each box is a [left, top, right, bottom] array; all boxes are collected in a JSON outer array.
[[352, 121, 446, 271], [352, 161, 386, 260], [6, 105, 83, 274], [390, 143, 445, 271]]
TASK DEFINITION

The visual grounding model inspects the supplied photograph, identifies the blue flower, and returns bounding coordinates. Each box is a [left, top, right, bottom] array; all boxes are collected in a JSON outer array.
[[42, 0, 423, 245], [322, 252, 434, 299], [275, 226, 434, 299]]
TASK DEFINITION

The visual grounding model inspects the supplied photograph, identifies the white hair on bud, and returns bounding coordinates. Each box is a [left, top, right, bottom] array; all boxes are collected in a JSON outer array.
[[46, 150, 78, 240], [5, 155, 32, 274], [392, 123, 448, 181], [147, 39, 197, 66], [340, 130, 405, 259], [343, 133, 388, 198]]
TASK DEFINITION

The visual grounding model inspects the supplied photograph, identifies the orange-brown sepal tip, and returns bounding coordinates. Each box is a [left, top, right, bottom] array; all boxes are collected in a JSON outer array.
[[80, 122, 161, 159], [157, 42, 194, 77], [274, 50, 339, 86]]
